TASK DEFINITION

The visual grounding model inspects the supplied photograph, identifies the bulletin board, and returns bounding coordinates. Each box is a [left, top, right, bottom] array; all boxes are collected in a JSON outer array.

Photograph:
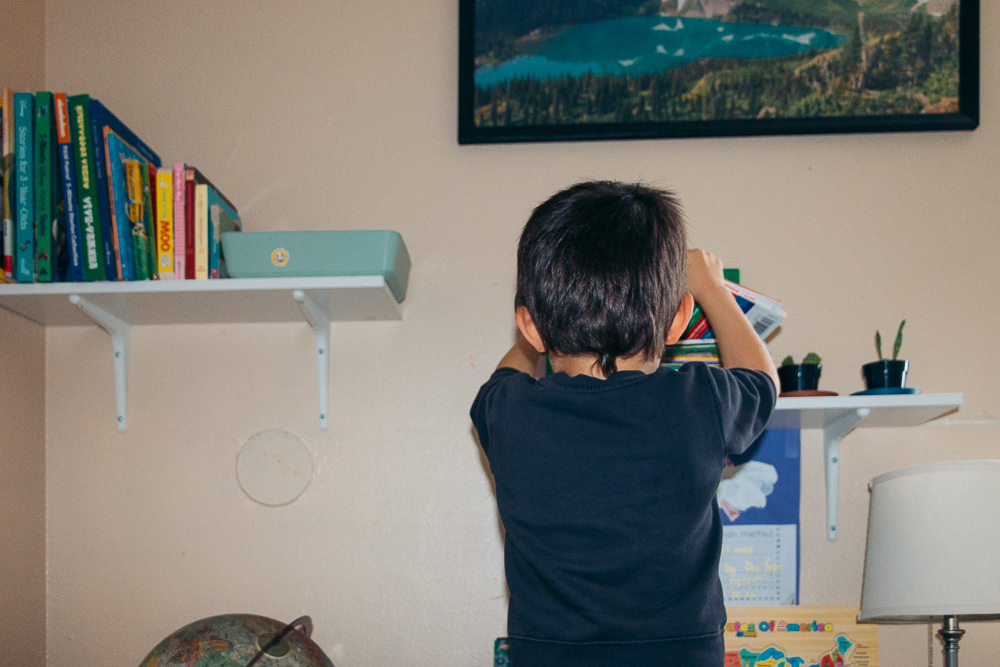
[[719, 429, 801, 605]]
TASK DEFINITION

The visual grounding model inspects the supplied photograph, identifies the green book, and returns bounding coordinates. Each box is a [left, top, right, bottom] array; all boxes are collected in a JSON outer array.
[[139, 162, 157, 279], [67, 94, 106, 281], [124, 158, 150, 280], [34, 91, 55, 281]]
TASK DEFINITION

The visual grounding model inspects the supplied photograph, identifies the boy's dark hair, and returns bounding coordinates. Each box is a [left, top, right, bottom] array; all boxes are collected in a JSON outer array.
[[516, 181, 687, 377]]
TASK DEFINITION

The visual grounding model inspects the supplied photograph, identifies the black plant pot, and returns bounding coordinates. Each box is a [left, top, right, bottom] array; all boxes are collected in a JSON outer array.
[[777, 363, 822, 393], [862, 360, 909, 389]]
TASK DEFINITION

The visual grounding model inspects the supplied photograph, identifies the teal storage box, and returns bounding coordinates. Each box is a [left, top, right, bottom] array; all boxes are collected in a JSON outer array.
[[221, 230, 411, 302]]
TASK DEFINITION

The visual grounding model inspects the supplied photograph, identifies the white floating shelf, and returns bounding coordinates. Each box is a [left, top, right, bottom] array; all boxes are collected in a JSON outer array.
[[0, 277, 403, 430], [769, 393, 963, 540], [0, 275, 401, 326]]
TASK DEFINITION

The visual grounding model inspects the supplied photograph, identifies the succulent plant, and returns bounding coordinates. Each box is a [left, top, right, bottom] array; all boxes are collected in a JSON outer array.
[[781, 353, 821, 366], [876, 320, 906, 361]]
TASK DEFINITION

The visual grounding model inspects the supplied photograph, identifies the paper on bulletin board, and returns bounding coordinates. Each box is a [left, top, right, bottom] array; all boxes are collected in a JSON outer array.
[[719, 429, 801, 605], [723, 605, 879, 667]]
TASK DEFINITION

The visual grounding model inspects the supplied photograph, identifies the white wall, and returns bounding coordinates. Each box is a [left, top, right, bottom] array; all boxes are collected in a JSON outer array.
[[38, 1, 1000, 665]]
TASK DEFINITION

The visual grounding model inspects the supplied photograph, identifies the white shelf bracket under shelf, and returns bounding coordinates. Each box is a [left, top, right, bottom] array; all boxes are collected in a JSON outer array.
[[293, 290, 330, 430], [69, 295, 130, 432], [821, 407, 870, 541]]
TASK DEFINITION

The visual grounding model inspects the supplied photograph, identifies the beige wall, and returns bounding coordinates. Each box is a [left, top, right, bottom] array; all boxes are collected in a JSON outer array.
[[0, 0, 47, 665], [37, 1, 1000, 665], [0, 308, 46, 667]]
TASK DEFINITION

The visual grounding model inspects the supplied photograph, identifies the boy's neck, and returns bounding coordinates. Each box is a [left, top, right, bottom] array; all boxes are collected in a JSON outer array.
[[549, 353, 660, 379]]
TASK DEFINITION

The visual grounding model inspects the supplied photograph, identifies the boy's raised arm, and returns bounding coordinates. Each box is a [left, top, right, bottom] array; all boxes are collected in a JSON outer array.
[[496, 333, 543, 375], [687, 249, 780, 389]]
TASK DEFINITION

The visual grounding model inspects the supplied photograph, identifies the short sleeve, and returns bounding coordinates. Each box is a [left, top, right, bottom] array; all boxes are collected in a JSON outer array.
[[470, 367, 522, 455], [704, 366, 777, 457]]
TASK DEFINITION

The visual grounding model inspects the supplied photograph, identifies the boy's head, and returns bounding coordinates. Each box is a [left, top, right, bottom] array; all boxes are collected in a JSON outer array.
[[515, 180, 688, 376]]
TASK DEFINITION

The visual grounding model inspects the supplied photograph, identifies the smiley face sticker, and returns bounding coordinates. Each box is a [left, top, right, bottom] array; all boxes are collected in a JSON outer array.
[[271, 248, 289, 267]]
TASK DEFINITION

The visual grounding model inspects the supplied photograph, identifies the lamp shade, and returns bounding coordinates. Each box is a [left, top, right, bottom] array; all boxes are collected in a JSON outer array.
[[859, 460, 1000, 623]]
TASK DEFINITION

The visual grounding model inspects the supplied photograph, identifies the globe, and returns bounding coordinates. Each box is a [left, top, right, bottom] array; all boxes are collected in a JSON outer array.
[[140, 614, 335, 667]]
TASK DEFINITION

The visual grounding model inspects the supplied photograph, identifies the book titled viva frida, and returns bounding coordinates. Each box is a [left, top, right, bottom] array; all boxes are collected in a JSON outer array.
[[67, 94, 105, 281]]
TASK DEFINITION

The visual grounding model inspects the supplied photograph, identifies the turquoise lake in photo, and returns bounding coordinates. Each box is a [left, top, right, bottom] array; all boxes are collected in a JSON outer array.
[[475, 16, 847, 87]]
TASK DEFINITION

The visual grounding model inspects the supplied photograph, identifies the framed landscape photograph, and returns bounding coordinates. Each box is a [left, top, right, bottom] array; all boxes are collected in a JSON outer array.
[[458, 0, 979, 144]]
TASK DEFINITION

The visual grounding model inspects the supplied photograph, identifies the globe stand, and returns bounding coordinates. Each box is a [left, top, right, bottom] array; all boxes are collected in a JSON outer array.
[[247, 616, 314, 667]]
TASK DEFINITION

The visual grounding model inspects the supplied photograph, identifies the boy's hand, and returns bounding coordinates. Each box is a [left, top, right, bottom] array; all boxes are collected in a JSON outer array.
[[687, 248, 726, 302], [685, 248, 780, 390]]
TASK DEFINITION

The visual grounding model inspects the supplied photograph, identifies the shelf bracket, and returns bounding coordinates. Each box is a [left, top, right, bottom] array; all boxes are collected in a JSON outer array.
[[69, 295, 130, 431], [293, 290, 330, 430], [821, 407, 870, 541]]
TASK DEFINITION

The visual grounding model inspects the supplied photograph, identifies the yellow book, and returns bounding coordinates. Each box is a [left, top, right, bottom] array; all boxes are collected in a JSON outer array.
[[155, 168, 174, 279], [194, 183, 208, 279]]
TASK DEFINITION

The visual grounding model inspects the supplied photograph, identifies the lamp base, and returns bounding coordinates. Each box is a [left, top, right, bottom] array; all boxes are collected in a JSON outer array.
[[938, 616, 965, 667]]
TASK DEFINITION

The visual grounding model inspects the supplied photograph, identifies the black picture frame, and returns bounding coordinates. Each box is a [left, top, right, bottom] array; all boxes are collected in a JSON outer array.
[[458, 1, 979, 144]]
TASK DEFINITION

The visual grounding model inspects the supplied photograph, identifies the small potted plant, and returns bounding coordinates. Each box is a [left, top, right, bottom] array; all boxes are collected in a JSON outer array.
[[778, 352, 823, 394], [862, 320, 909, 390]]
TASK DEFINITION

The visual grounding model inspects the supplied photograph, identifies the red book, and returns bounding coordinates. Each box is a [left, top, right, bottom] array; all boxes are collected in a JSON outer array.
[[184, 167, 195, 279], [686, 316, 711, 340]]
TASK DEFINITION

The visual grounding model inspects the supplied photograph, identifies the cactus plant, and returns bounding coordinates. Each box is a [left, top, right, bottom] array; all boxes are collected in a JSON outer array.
[[875, 320, 906, 361]]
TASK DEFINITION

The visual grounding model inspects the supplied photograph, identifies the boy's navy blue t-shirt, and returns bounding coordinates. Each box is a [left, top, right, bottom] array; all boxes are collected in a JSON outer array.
[[471, 362, 776, 666]]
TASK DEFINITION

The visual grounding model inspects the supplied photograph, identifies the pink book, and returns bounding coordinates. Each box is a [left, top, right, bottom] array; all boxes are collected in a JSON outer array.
[[172, 162, 186, 279]]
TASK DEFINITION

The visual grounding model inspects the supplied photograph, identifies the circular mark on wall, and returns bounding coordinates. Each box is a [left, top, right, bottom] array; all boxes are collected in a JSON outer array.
[[236, 429, 313, 506]]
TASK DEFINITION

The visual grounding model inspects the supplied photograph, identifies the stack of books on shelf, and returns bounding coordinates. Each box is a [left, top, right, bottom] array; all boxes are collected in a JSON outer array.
[[0, 88, 241, 284], [661, 269, 786, 370]]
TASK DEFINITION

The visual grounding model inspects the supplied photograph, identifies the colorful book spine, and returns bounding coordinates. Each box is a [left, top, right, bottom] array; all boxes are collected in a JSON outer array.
[[88, 98, 161, 279], [193, 183, 208, 279], [724, 280, 783, 312], [146, 163, 158, 279], [67, 94, 106, 280], [125, 159, 151, 280], [184, 166, 197, 279], [2, 87, 14, 280], [155, 167, 174, 279], [681, 280, 787, 343], [685, 313, 712, 340], [207, 185, 240, 278], [104, 128, 150, 281], [54, 94, 84, 281], [14, 92, 35, 282], [172, 162, 185, 280], [34, 92, 55, 281]]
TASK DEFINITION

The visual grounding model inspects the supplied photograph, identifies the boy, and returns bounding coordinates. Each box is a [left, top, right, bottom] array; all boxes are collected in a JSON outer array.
[[470, 181, 779, 666]]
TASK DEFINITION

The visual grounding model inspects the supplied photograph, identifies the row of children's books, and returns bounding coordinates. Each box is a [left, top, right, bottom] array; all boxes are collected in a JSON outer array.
[[661, 270, 787, 370], [0, 89, 241, 284]]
